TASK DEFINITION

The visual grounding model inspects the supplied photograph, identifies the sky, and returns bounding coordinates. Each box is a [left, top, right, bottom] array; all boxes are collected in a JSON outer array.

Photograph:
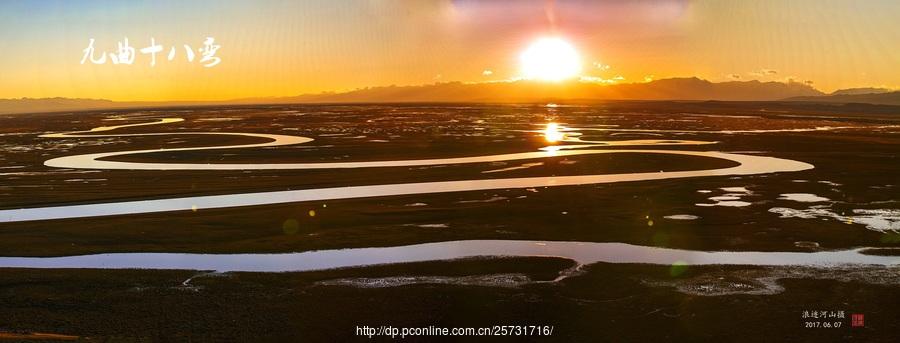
[[0, 0, 898, 101]]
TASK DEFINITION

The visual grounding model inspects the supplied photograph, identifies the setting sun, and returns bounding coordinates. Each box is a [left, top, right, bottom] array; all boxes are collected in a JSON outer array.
[[520, 37, 582, 82]]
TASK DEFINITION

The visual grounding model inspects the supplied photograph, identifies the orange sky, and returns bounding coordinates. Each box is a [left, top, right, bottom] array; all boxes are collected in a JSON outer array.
[[1, 0, 898, 101]]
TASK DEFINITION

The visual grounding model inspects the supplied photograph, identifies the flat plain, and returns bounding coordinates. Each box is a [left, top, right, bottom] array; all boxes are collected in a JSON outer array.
[[1, 101, 898, 341]]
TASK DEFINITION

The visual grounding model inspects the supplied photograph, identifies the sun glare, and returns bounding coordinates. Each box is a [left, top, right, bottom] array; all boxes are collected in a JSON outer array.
[[520, 37, 582, 82]]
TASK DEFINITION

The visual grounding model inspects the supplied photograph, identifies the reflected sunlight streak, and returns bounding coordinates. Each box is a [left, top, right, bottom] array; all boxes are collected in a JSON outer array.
[[543, 122, 565, 143]]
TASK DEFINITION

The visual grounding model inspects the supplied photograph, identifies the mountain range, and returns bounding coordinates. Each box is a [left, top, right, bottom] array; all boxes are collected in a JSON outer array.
[[261, 77, 824, 103], [785, 91, 900, 106], [2, 77, 896, 115]]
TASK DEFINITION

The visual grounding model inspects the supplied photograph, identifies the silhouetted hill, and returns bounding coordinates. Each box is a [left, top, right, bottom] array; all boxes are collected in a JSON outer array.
[[276, 78, 824, 103], [785, 91, 900, 106], [0, 78, 827, 114], [0, 97, 119, 114], [831, 87, 893, 96], [608, 78, 823, 101], [0, 98, 219, 115]]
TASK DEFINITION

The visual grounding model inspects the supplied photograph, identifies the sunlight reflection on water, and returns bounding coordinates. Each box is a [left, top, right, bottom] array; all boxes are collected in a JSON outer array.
[[0, 240, 895, 272]]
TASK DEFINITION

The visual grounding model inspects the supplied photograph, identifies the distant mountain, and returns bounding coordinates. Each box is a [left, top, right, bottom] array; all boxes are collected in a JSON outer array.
[[785, 91, 900, 106], [831, 87, 893, 96], [0, 97, 119, 114], [0, 98, 221, 115], [273, 78, 824, 104], [608, 78, 823, 101], [0, 77, 828, 114]]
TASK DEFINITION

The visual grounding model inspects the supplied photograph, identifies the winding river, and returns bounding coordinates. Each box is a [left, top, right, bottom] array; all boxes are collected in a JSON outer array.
[[0, 240, 896, 272], [0, 118, 813, 222], [2, 117, 896, 272]]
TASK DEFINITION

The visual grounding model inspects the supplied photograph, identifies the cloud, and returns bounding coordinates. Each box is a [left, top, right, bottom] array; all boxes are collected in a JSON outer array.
[[593, 61, 611, 70], [748, 68, 778, 77], [580, 75, 624, 84], [482, 69, 493, 76]]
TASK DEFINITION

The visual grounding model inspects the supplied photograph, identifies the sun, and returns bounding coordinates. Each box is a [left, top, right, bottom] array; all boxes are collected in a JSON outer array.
[[520, 37, 582, 82]]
